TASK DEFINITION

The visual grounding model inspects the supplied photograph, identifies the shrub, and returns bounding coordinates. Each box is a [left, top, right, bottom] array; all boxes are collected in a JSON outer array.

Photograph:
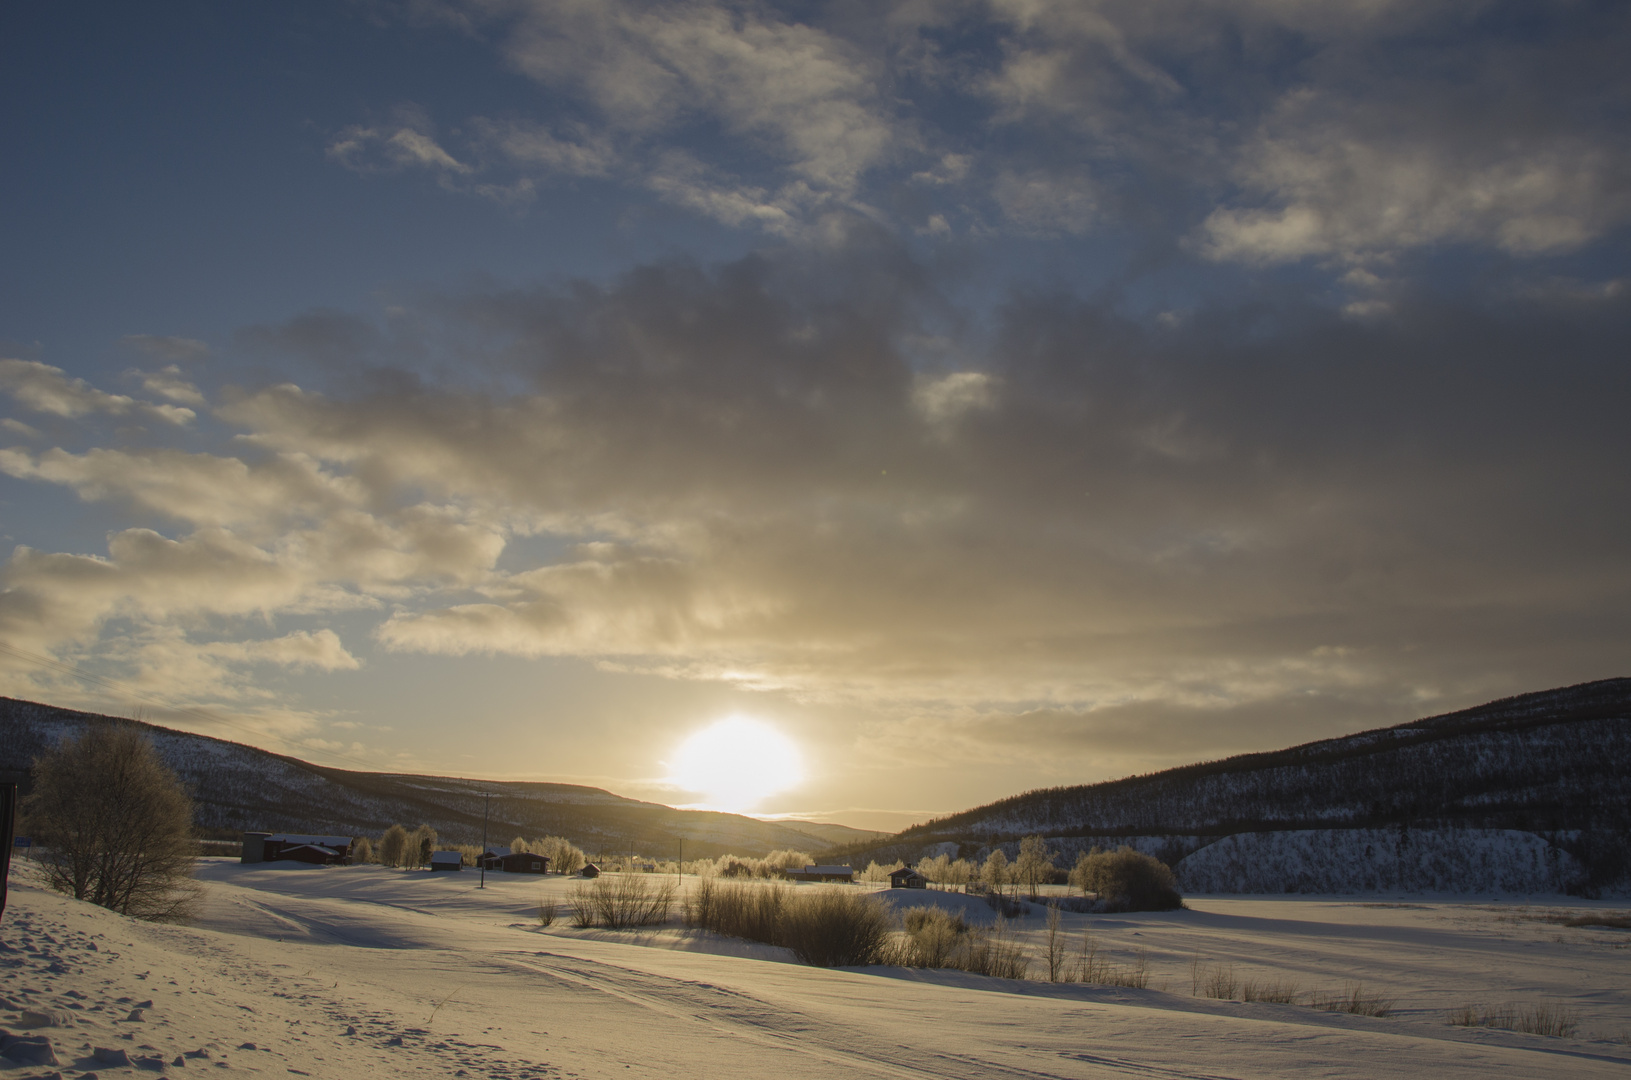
[[351, 836, 374, 865], [1073, 848, 1182, 912], [897, 906, 968, 968], [537, 898, 558, 927], [569, 874, 676, 929], [956, 920, 1031, 979], [979, 890, 1026, 918], [23, 724, 199, 921], [687, 880, 892, 967], [781, 888, 894, 966], [686, 879, 788, 943]]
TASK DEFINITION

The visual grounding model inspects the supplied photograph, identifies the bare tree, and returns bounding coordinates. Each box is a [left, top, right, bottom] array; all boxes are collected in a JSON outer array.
[[351, 836, 374, 865], [537, 835, 586, 874], [409, 824, 438, 867], [378, 824, 409, 867], [981, 848, 1009, 893], [1044, 902, 1067, 982], [1015, 835, 1055, 899], [24, 724, 198, 921]]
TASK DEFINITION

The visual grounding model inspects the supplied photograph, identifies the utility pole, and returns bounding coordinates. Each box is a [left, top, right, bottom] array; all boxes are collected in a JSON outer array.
[[479, 792, 490, 889]]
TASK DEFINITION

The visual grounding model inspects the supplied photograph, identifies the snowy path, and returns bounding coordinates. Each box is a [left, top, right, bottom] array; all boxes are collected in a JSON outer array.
[[3, 861, 1629, 1078]]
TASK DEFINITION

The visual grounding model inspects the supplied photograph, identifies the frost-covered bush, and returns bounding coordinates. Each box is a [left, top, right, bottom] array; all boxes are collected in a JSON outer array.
[[895, 906, 968, 967], [779, 889, 894, 966], [685, 880, 893, 967], [569, 874, 676, 929], [351, 836, 374, 865], [685, 879, 788, 941], [1072, 847, 1182, 912]]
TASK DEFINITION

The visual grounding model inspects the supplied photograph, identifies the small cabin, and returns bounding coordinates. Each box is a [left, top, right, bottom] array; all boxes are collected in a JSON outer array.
[[429, 851, 464, 872], [785, 865, 854, 883], [889, 867, 928, 889], [579, 863, 602, 878], [494, 852, 550, 874]]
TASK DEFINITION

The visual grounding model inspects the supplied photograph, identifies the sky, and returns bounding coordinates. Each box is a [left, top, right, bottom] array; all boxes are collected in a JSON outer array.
[[2, 0, 1628, 831]]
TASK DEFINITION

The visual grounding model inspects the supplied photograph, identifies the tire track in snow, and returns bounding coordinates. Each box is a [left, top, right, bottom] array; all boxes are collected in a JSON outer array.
[[499, 950, 1120, 1080]]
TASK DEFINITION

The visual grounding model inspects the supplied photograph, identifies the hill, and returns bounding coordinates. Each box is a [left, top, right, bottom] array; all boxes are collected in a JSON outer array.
[[834, 678, 1631, 892], [0, 697, 879, 859]]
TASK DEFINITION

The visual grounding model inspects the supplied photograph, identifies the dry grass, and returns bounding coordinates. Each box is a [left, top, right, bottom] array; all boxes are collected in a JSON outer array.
[[1310, 983, 1394, 1017], [1240, 976, 1300, 1004], [1448, 1002, 1579, 1038], [1075, 931, 1149, 988], [1192, 958, 1239, 999]]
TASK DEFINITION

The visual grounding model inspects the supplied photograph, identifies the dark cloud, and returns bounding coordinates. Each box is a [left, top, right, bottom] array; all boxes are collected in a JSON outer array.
[[200, 236, 1631, 753]]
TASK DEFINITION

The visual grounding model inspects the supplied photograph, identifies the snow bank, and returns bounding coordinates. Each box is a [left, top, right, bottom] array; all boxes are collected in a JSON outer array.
[[1175, 828, 1581, 895]]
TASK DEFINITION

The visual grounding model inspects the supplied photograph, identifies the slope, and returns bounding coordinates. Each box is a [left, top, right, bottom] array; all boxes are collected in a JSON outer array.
[[0, 697, 860, 858]]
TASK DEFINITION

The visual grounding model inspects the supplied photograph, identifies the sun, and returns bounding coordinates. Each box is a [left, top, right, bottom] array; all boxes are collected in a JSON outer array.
[[665, 716, 804, 813]]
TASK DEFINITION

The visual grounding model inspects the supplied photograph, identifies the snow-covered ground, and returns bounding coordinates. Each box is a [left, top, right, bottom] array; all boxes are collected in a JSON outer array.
[[3, 859, 1629, 1078]]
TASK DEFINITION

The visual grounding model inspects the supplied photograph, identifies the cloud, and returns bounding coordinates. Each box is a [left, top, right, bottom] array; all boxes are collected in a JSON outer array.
[[497, 0, 899, 195], [328, 120, 471, 176], [7, 234, 1631, 768], [1200, 89, 1631, 264], [0, 359, 195, 425], [474, 119, 617, 177], [121, 334, 210, 365], [992, 169, 1097, 235], [130, 365, 207, 407]]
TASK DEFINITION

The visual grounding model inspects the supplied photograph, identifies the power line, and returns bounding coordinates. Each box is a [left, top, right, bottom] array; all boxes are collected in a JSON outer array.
[[0, 637, 383, 773]]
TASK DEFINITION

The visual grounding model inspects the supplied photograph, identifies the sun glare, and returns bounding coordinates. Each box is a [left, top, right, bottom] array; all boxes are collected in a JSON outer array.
[[666, 716, 804, 813]]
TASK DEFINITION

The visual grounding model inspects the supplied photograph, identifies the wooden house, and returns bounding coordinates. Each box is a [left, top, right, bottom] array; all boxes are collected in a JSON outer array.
[[476, 845, 511, 871], [429, 851, 463, 872], [579, 863, 602, 878], [889, 866, 928, 889], [241, 832, 352, 865], [497, 852, 550, 874], [785, 865, 854, 883]]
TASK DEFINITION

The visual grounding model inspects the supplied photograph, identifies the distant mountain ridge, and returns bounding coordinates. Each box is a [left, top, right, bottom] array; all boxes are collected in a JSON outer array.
[[836, 678, 1631, 892], [0, 698, 881, 859]]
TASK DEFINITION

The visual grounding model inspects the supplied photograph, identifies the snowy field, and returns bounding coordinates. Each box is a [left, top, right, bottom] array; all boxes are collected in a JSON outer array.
[[2, 860, 1629, 1079]]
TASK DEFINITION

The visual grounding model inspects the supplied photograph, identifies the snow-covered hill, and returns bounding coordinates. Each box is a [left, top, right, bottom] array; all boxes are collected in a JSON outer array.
[[828, 680, 1631, 895], [1173, 828, 1583, 895]]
